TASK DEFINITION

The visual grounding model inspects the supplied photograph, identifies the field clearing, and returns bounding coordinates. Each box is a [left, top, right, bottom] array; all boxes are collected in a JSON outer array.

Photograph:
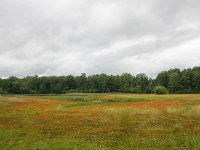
[[1, 94, 200, 150]]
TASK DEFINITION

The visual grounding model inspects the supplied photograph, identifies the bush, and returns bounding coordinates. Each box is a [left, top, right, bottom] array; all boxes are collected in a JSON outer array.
[[154, 86, 168, 94], [131, 86, 143, 94], [66, 89, 79, 93], [0, 87, 7, 94]]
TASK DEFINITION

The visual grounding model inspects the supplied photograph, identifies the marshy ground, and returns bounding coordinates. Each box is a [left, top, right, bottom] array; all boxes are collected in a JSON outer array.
[[0, 94, 200, 149]]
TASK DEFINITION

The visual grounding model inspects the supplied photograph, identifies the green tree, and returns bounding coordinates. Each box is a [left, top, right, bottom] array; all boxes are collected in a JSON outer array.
[[169, 72, 181, 93], [135, 73, 149, 93], [120, 73, 134, 92], [155, 71, 169, 88]]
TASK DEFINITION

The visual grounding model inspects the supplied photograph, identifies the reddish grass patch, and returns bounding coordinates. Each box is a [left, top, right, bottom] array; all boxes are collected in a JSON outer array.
[[102, 101, 185, 109], [143, 130, 160, 135], [9, 98, 73, 113], [12, 98, 71, 106]]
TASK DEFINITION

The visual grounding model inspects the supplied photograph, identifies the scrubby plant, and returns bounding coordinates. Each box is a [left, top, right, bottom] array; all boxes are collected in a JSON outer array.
[[154, 86, 168, 94], [0, 87, 7, 94]]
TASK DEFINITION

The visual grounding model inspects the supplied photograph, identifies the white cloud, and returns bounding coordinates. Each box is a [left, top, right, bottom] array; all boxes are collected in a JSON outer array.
[[0, 0, 200, 77]]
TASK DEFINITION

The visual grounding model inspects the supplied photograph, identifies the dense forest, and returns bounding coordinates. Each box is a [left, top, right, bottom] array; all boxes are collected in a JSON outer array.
[[0, 66, 200, 94]]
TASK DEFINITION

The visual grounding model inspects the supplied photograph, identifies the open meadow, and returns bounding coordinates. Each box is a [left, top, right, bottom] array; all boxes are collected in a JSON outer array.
[[1, 94, 200, 150]]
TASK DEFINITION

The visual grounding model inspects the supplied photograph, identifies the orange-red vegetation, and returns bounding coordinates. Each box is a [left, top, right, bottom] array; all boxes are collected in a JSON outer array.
[[102, 101, 185, 109]]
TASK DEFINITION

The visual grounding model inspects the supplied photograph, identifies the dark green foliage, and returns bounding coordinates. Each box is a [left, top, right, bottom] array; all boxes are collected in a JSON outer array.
[[0, 66, 200, 94], [0, 87, 7, 94], [156, 71, 169, 88], [154, 86, 168, 94], [120, 73, 134, 92], [135, 73, 150, 93], [169, 72, 181, 93]]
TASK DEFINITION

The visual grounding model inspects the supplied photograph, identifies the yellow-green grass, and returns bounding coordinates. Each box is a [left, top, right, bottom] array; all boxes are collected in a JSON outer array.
[[0, 94, 200, 150]]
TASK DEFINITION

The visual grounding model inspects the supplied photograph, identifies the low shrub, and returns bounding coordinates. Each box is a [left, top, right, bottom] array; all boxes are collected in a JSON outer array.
[[154, 86, 168, 94], [0, 88, 7, 94]]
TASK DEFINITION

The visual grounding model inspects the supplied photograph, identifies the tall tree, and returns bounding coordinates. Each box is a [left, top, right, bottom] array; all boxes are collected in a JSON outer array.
[[169, 72, 181, 93]]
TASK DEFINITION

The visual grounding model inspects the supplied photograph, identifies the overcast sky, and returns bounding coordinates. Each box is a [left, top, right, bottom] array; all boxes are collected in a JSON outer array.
[[0, 0, 200, 77]]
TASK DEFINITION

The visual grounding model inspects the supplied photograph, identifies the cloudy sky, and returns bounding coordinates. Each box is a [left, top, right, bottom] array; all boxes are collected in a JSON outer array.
[[0, 0, 200, 77]]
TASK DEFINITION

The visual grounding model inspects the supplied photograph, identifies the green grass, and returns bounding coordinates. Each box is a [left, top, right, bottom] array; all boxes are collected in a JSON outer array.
[[0, 94, 200, 149]]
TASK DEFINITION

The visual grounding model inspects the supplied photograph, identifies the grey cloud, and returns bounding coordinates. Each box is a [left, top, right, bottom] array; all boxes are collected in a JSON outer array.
[[0, 0, 200, 77]]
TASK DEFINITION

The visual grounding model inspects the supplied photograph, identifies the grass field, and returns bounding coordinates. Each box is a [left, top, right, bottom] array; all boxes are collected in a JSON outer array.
[[0, 94, 200, 150]]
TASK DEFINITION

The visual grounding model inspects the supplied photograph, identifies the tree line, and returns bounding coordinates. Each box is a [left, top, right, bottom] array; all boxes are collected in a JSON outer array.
[[0, 66, 200, 94]]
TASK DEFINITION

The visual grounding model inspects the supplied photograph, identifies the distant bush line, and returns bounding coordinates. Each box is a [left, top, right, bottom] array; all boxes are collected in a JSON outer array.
[[0, 66, 200, 94]]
